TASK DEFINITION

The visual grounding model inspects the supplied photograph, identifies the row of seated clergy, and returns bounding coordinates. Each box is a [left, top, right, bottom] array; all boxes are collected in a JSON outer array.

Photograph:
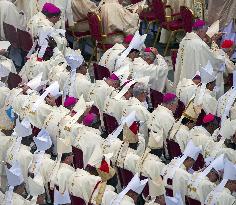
[[0, 124, 155, 204], [0, 83, 184, 203], [3, 55, 236, 160], [1, 133, 236, 205], [1, 75, 234, 165], [19, 19, 170, 149], [0, 85, 194, 203]]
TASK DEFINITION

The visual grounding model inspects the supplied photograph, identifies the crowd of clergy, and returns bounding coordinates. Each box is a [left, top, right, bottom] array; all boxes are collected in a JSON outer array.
[[0, 0, 236, 205]]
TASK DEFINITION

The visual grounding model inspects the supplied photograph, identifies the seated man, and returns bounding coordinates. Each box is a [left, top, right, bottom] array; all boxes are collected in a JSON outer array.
[[87, 73, 121, 126], [99, 0, 141, 44], [103, 80, 135, 123], [167, 116, 194, 154], [0, 0, 26, 40], [49, 138, 75, 205], [5, 135, 33, 191], [194, 61, 218, 118], [176, 73, 201, 106], [131, 47, 169, 93], [187, 154, 224, 204], [71, 0, 97, 32], [98, 35, 135, 72], [122, 82, 150, 142], [20, 36, 66, 81], [63, 50, 92, 101], [161, 140, 202, 200], [147, 93, 177, 156], [205, 159, 236, 205], [99, 30, 147, 72], [0, 45, 17, 87], [28, 129, 55, 189], [4, 161, 28, 205]]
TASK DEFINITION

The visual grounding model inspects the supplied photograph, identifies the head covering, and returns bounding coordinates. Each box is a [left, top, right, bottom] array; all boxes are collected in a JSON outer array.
[[165, 193, 184, 205], [192, 71, 201, 81], [124, 35, 134, 44], [5, 160, 24, 205], [200, 61, 216, 84], [115, 31, 147, 68], [97, 155, 116, 182], [42, 3, 61, 14], [64, 96, 78, 108], [194, 154, 225, 186], [221, 40, 234, 49], [6, 160, 24, 187], [163, 93, 177, 103], [170, 140, 201, 179], [27, 73, 44, 91], [109, 73, 120, 81], [83, 113, 97, 126], [111, 173, 148, 204], [32, 81, 62, 111], [65, 50, 84, 71], [110, 65, 130, 85], [223, 159, 236, 180], [202, 113, 215, 124], [33, 129, 52, 152], [149, 177, 165, 197], [14, 118, 32, 138], [50, 137, 72, 190], [108, 111, 137, 140], [206, 20, 220, 38], [207, 158, 236, 205], [195, 61, 216, 107], [192, 19, 206, 29], [57, 137, 72, 155], [123, 122, 139, 143], [114, 80, 136, 100], [144, 47, 152, 53], [28, 174, 45, 196], [183, 140, 202, 161], [219, 118, 236, 140]]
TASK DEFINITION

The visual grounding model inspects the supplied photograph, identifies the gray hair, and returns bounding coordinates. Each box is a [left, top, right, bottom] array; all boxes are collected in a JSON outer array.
[[133, 82, 148, 97], [192, 25, 208, 32], [141, 51, 156, 62]]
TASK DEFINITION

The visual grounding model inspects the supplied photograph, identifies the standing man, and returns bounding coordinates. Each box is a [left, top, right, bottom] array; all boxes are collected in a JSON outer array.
[[174, 20, 225, 87]]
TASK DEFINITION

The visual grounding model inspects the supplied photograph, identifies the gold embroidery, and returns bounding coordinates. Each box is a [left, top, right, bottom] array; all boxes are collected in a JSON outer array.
[[95, 182, 107, 205], [187, 184, 197, 193], [116, 142, 129, 168]]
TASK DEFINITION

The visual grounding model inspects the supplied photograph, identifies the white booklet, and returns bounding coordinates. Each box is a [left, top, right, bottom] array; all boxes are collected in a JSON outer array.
[[0, 41, 10, 50]]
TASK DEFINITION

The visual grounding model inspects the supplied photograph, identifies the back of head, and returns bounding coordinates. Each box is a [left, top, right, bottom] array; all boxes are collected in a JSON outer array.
[[133, 82, 148, 98], [141, 50, 156, 64]]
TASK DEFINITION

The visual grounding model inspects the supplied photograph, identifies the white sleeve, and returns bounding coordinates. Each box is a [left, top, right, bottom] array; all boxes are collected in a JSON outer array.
[[65, 0, 74, 27]]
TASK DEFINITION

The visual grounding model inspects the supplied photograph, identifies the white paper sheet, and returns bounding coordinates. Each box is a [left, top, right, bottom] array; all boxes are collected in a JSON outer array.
[[0, 41, 10, 50]]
